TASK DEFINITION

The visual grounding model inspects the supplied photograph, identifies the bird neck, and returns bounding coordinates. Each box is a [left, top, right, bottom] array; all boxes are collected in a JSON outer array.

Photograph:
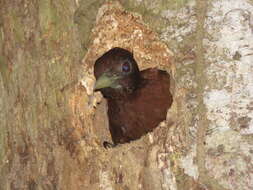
[[104, 77, 146, 100]]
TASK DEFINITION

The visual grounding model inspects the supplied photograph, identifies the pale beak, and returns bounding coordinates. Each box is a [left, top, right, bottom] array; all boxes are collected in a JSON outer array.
[[94, 73, 121, 90]]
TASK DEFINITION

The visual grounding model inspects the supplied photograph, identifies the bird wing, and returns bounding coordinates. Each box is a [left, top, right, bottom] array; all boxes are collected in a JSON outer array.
[[110, 69, 172, 141]]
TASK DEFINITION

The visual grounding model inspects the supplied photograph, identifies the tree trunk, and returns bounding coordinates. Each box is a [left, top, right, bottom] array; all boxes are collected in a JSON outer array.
[[0, 0, 253, 190]]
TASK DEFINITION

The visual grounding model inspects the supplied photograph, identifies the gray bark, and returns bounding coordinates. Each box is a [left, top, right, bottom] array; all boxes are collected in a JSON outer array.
[[1, 0, 253, 189]]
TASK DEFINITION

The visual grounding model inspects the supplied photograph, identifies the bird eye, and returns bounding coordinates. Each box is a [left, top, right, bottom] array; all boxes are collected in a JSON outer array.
[[122, 61, 131, 72]]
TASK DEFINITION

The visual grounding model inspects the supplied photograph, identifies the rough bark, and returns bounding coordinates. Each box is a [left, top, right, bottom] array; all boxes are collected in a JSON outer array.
[[1, 0, 253, 190], [0, 0, 84, 189]]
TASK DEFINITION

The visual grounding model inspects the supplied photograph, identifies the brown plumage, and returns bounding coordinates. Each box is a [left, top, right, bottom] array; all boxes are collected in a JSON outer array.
[[94, 47, 173, 146]]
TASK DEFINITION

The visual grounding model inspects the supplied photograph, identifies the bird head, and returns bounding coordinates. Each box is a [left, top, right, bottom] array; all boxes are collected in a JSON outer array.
[[94, 47, 141, 98]]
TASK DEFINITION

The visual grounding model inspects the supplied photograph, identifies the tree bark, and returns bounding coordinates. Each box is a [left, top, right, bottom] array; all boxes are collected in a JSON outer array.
[[1, 0, 253, 190]]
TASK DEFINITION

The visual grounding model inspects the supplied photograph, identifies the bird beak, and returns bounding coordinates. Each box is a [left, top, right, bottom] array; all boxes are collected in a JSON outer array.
[[94, 73, 121, 90]]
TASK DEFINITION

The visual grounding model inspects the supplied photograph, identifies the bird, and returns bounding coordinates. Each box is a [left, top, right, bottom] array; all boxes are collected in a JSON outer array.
[[94, 47, 173, 147]]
